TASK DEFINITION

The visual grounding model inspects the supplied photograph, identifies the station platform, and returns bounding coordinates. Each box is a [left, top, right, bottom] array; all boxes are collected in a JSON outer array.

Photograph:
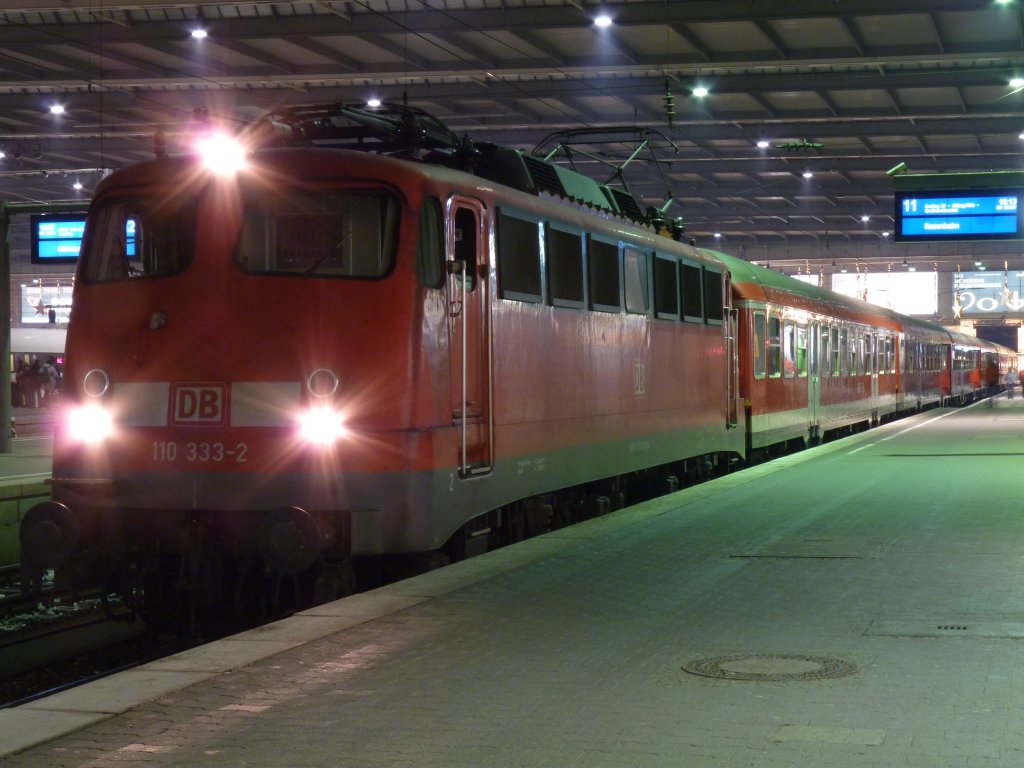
[[0, 409, 54, 570], [3, 396, 1024, 766]]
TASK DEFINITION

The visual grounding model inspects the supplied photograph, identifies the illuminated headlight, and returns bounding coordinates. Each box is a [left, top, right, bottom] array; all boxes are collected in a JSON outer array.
[[66, 404, 114, 444], [196, 132, 248, 175], [298, 407, 348, 445]]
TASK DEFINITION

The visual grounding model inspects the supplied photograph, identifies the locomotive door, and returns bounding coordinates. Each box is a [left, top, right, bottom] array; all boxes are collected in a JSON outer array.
[[447, 197, 492, 477]]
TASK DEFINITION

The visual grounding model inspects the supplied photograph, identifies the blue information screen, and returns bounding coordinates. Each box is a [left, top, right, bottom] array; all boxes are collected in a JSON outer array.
[[31, 214, 87, 263], [895, 191, 1021, 241]]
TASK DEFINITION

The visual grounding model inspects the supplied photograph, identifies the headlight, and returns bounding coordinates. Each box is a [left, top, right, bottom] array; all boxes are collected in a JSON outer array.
[[196, 132, 248, 175], [66, 404, 114, 444], [297, 406, 348, 445]]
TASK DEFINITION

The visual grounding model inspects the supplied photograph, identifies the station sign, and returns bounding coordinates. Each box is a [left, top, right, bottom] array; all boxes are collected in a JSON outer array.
[[895, 191, 1020, 242], [30, 213, 87, 264], [952, 270, 1024, 315], [20, 285, 72, 324], [892, 171, 1024, 243]]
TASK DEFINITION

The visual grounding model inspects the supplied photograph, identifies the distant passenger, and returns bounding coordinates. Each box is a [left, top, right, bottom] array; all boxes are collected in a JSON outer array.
[[983, 358, 1000, 400], [1006, 369, 1017, 399]]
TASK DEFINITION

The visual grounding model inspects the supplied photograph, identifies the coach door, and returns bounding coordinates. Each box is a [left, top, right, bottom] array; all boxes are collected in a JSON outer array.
[[447, 197, 492, 477], [808, 322, 821, 434]]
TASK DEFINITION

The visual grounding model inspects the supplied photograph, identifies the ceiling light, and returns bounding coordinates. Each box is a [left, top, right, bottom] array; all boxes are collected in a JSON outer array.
[[594, 14, 612, 28], [191, 28, 208, 39], [0, 150, 5, 160], [802, 170, 814, 179], [692, 86, 709, 98], [882, 231, 890, 237], [713, 232, 722, 239], [73, 179, 83, 190], [49, 104, 64, 115], [756, 139, 769, 149], [1011, 77, 1024, 88], [367, 98, 381, 108], [861, 215, 870, 222]]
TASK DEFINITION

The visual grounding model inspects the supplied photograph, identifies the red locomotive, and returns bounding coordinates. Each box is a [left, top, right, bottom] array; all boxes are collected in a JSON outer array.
[[19, 104, 1015, 624]]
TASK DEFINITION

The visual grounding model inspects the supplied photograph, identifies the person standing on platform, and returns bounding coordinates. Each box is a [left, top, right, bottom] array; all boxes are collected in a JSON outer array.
[[983, 357, 1000, 405], [1006, 368, 1017, 399]]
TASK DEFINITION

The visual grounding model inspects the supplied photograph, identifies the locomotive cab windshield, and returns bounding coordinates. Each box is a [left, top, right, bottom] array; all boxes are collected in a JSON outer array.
[[235, 187, 399, 279], [82, 195, 199, 283]]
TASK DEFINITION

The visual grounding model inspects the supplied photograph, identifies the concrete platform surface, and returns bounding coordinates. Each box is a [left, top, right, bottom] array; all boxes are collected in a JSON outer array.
[[3, 397, 1024, 767]]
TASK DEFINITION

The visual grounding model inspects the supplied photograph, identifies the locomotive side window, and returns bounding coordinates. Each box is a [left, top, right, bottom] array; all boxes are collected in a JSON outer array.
[[680, 262, 703, 322], [623, 246, 649, 315], [588, 237, 621, 312], [82, 197, 197, 283], [546, 225, 584, 307], [235, 190, 398, 278], [702, 268, 724, 324], [453, 207, 478, 290], [753, 311, 766, 379], [653, 255, 679, 320], [417, 197, 445, 289], [497, 211, 542, 302], [768, 315, 782, 377]]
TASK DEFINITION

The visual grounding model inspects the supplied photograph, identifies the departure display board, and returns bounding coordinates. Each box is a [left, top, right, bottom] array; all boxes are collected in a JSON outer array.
[[30, 214, 87, 264], [895, 191, 1021, 241]]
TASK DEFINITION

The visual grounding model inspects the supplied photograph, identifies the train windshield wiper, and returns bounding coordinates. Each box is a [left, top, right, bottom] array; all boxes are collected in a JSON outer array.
[[306, 231, 353, 277]]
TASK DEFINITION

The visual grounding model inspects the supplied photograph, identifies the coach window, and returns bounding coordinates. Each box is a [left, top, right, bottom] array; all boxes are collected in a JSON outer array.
[[843, 327, 851, 376], [783, 320, 797, 378], [703, 267, 725, 324], [588, 237, 621, 312], [885, 335, 895, 373], [797, 325, 809, 376], [831, 326, 841, 376], [768, 315, 782, 377], [235, 189, 398, 278], [654, 255, 680, 320], [807, 324, 818, 377], [497, 210, 542, 302], [680, 262, 703, 322], [819, 325, 827, 380], [546, 224, 584, 308], [623, 246, 649, 315], [820, 325, 830, 378], [753, 311, 767, 379]]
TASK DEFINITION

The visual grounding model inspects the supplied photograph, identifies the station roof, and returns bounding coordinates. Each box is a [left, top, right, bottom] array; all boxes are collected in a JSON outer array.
[[1, 1, 1022, 270]]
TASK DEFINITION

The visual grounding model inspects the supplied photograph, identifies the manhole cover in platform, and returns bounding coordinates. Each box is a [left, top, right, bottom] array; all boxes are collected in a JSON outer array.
[[682, 653, 856, 681]]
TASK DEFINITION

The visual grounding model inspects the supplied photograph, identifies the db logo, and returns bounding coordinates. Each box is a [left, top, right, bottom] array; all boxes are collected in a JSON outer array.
[[171, 384, 226, 425]]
